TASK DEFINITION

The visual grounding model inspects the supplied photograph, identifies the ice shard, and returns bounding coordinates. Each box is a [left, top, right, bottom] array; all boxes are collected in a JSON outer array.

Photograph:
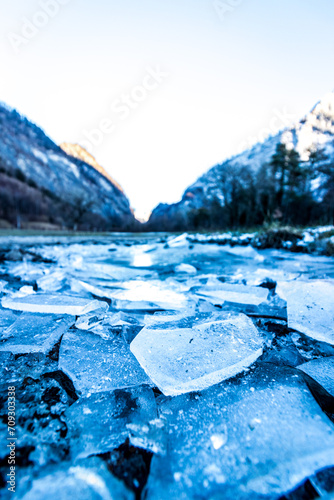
[[194, 283, 268, 306], [0, 313, 74, 354], [145, 365, 334, 500], [59, 329, 152, 396], [109, 280, 189, 311], [2, 293, 108, 316], [66, 386, 157, 458], [277, 280, 334, 345], [21, 457, 134, 500], [297, 356, 334, 398], [130, 313, 264, 396], [0, 307, 20, 331]]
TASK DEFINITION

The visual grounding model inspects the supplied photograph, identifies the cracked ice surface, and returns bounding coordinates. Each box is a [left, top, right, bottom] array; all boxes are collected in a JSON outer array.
[[277, 280, 334, 345], [59, 329, 152, 396], [130, 313, 264, 396], [145, 365, 334, 500]]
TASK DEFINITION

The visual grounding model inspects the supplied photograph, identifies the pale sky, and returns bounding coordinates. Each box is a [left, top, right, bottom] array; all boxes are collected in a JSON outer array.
[[1, 0, 334, 220]]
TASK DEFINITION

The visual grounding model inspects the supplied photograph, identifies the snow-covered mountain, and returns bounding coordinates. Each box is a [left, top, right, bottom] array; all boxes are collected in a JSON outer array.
[[0, 103, 135, 230], [149, 92, 334, 228]]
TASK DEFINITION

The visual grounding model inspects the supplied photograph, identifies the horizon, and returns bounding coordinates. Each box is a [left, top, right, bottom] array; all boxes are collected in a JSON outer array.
[[1, 0, 334, 219]]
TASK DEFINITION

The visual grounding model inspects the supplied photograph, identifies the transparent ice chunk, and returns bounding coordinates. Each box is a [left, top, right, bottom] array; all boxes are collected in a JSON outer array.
[[297, 356, 334, 398], [74, 307, 109, 332], [59, 329, 152, 396], [106, 311, 145, 327], [259, 331, 304, 367], [10, 285, 36, 298], [70, 278, 119, 300], [130, 313, 264, 396], [167, 233, 189, 247], [0, 313, 74, 354], [71, 261, 156, 282], [106, 312, 145, 343], [220, 244, 265, 261], [277, 280, 334, 345], [2, 293, 108, 316], [66, 386, 157, 458], [194, 283, 268, 306], [110, 281, 189, 311], [175, 264, 197, 274], [145, 365, 334, 500], [36, 270, 67, 292], [143, 310, 193, 326], [0, 307, 21, 331], [127, 417, 167, 455], [75, 311, 145, 342], [21, 457, 134, 500]]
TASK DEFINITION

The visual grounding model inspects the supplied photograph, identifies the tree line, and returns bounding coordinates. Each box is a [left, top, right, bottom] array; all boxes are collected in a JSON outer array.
[[1, 142, 333, 232], [186, 143, 334, 231]]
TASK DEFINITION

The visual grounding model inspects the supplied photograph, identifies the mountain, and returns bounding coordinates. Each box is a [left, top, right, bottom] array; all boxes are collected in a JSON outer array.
[[59, 143, 125, 194], [0, 103, 135, 230], [148, 92, 334, 230]]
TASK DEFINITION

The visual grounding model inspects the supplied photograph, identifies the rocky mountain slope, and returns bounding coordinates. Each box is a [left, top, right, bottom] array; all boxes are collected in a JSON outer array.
[[148, 92, 334, 230], [59, 142, 125, 194], [0, 103, 135, 230]]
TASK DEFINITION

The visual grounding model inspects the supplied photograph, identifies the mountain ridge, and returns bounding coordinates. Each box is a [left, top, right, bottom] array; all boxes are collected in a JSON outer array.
[[0, 103, 136, 230], [59, 142, 125, 195], [148, 92, 334, 230]]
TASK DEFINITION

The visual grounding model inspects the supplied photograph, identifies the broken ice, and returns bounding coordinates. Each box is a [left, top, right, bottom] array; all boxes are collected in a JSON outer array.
[[0, 307, 20, 331], [36, 270, 67, 292], [72, 309, 145, 342], [194, 283, 268, 306], [127, 417, 167, 456], [0, 313, 74, 354], [109, 280, 189, 311], [220, 244, 265, 261], [2, 235, 334, 500], [59, 329, 152, 396], [66, 386, 157, 458], [21, 457, 134, 500], [298, 356, 334, 398], [277, 280, 334, 345], [145, 365, 334, 500], [175, 263, 197, 274], [2, 293, 108, 316], [130, 313, 264, 396]]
